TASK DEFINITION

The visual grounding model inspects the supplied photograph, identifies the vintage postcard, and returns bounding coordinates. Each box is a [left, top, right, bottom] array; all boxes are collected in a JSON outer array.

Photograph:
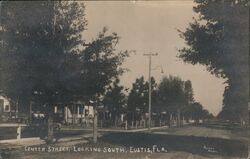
[[0, 1, 248, 159]]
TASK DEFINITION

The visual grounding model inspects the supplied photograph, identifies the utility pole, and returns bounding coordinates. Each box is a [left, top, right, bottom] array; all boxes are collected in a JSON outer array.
[[47, 0, 57, 143], [143, 53, 158, 131], [0, 0, 3, 48]]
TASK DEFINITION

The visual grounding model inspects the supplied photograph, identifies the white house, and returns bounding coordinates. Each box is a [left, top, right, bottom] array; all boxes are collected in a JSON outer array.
[[54, 104, 94, 124], [0, 96, 10, 113]]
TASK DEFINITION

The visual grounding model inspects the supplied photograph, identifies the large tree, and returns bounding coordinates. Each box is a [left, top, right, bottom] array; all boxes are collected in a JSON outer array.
[[78, 28, 129, 143], [0, 1, 128, 110], [79, 27, 128, 102], [0, 1, 129, 143], [178, 0, 248, 122], [0, 1, 87, 110], [156, 76, 186, 114]]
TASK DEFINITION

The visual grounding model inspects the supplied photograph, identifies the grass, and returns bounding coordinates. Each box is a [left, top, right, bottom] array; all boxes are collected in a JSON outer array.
[[0, 126, 40, 140]]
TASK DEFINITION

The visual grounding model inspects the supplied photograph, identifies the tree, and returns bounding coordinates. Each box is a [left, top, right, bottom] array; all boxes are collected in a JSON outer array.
[[156, 76, 199, 127], [156, 76, 186, 114], [0, 1, 87, 110], [79, 28, 129, 143], [0, 1, 129, 143], [184, 80, 194, 105], [103, 78, 127, 126], [183, 102, 211, 123], [127, 76, 157, 122], [178, 0, 248, 122], [79, 27, 128, 101], [0, 1, 87, 142]]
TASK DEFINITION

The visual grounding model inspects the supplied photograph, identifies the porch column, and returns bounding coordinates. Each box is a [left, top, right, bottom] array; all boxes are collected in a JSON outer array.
[[64, 106, 68, 123], [77, 105, 80, 118], [17, 125, 21, 140]]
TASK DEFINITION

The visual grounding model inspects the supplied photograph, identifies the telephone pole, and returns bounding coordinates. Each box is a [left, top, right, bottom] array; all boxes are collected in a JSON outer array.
[[143, 53, 158, 131]]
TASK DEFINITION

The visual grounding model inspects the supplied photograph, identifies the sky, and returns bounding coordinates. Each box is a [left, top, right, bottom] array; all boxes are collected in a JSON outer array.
[[82, 1, 226, 115]]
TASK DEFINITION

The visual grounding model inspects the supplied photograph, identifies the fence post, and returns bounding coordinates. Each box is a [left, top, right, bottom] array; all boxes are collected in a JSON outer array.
[[125, 120, 128, 130]]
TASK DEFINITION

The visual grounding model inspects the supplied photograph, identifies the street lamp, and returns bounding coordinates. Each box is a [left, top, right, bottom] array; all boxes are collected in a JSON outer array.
[[153, 65, 164, 74]]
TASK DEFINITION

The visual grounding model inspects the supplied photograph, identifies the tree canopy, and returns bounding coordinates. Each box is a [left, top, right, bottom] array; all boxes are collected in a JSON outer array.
[[103, 78, 127, 123], [178, 0, 249, 122], [156, 76, 186, 113], [127, 76, 157, 113], [0, 1, 87, 107], [0, 1, 128, 113], [126, 75, 211, 122], [79, 28, 129, 101], [182, 102, 212, 122]]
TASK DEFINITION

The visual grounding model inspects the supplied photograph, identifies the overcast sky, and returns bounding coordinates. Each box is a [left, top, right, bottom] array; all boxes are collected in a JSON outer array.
[[82, 1, 226, 115]]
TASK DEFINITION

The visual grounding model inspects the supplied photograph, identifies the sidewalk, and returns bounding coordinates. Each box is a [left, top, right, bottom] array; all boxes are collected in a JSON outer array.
[[61, 125, 169, 132], [0, 133, 94, 151], [0, 126, 168, 150], [0, 138, 45, 151], [0, 123, 27, 127]]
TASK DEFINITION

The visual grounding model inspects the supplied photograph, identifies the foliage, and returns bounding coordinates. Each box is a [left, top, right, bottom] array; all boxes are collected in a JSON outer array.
[[182, 102, 212, 122], [127, 75, 210, 122], [79, 28, 129, 101], [156, 76, 186, 113], [0, 1, 128, 113], [184, 80, 194, 105], [0, 1, 87, 108], [178, 0, 248, 122], [103, 78, 127, 123], [127, 76, 157, 113]]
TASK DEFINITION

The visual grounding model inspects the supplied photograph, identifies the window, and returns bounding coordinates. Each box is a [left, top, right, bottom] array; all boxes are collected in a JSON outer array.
[[85, 109, 89, 116]]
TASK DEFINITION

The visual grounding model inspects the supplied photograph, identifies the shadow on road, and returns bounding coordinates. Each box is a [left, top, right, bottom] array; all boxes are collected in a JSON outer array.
[[100, 132, 248, 158]]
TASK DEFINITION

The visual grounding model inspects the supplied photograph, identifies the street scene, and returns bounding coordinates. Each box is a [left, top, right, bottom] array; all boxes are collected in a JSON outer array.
[[0, 1, 249, 159]]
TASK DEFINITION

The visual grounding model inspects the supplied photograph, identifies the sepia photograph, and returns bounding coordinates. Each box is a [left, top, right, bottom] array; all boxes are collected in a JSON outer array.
[[0, 1, 249, 159]]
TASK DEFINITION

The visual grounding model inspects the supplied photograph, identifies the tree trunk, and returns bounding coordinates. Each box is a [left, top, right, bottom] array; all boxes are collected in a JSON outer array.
[[47, 115, 54, 143], [177, 109, 181, 127], [46, 104, 54, 143]]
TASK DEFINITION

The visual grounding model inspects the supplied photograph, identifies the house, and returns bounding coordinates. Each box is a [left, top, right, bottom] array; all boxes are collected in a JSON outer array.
[[0, 96, 18, 121], [53, 102, 94, 124], [0, 96, 10, 113]]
